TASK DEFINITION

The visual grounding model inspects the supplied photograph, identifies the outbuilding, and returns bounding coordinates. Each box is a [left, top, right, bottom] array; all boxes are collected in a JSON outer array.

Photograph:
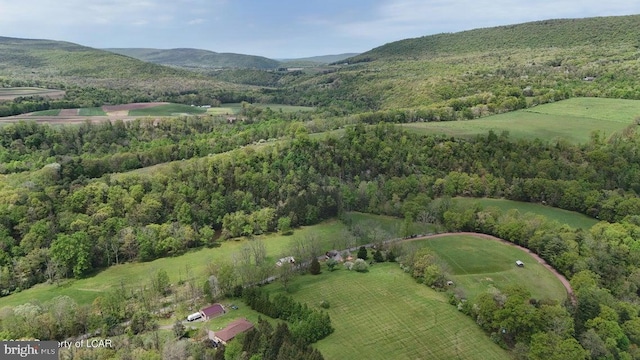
[[515, 260, 524, 267], [212, 318, 254, 345], [200, 303, 226, 321]]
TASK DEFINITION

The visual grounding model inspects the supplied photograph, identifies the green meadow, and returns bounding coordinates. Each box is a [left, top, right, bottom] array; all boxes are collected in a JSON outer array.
[[400, 97, 640, 143]]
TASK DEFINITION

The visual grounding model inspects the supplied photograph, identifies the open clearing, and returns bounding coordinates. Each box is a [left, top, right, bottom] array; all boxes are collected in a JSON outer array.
[[400, 97, 640, 143], [411, 234, 568, 302], [128, 103, 207, 116], [0, 87, 65, 100], [453, 197, 599, 229], [265, 263, 510, 360]]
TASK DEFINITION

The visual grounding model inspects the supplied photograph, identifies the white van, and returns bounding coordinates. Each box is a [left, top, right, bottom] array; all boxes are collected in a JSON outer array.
[[187, 312, 202, 322]]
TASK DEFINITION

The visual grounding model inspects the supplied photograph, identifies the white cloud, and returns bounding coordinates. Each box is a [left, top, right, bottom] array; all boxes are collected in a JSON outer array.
[[187, 18, 205, 25]]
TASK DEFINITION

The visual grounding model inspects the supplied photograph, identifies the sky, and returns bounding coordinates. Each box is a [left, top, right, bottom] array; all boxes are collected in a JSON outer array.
[[1, 0, 639, 59]]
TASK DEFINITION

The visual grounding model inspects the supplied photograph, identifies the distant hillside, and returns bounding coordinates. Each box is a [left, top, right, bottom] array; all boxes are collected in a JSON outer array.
[[280, 53, 359, 66], [105, 48, 281, 70], [347, 14, 640, 62], [0, 36, 192, 79]]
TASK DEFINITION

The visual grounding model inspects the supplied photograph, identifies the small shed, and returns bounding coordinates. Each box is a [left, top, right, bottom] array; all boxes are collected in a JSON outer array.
[[515, 260, 524, 267], [200, 303, 226, 320]]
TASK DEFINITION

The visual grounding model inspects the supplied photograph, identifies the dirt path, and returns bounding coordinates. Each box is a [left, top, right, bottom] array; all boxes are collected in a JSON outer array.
[[400, 232, 577, 305]]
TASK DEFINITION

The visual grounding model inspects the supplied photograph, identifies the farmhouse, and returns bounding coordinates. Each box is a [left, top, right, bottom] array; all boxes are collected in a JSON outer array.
[[516, 260, 524, 267], [211, 318, 254, 345], [200, 303, 226, 320], [276, 256, 295, 267]]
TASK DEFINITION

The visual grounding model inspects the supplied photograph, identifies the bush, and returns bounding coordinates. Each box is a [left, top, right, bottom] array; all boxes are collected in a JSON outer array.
[[344, 261, 354, 270], [326, 258, 338, 271], [353, 259, 369, 272], [319, 300, 330, 309]]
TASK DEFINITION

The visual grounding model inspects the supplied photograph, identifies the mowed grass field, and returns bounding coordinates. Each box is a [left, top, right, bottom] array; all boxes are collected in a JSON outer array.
[[453, 197, 599, 229], [412, 235, 567, 302], [78, 107, 107, 116], [400, 97, 640, 143], [265, 263, 510, 360]]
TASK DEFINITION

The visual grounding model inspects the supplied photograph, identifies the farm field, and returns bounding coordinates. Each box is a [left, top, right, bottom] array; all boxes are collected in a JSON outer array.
[[78, 107, 107, 116], [264, 263, 510, 360], [29, 109, 61, 116], [128, 103, 207, 116], [206, 103, 315, 115], [412, 235, 567, 302], [400, 97, 640, 143], [0, 87, 65, 100], [0, 213, 405, 308], [452, 197, 599, 229]]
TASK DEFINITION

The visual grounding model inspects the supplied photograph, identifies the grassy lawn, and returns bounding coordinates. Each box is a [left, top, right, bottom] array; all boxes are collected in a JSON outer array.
[[78, 107, 107, 116], [400, 97, 640, 143], [412, 235, 567, 302], [264, 263, 510, 360], [453, 197, 599, 229], [29, 109, 61, 116], [129, 103, 207, 116]]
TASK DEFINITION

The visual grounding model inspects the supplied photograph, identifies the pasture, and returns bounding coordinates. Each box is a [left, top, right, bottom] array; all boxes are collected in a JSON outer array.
[[0, 87, 65, 100], [452, 197, 599, 229], [400, 97, 640, 143], [412, 235, 567, 302], [265, 263, 510, 360]]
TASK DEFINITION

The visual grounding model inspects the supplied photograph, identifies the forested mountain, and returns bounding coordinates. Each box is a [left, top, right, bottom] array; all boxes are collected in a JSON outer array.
[[0, 37, 260, 114], [346, 14, 640, 62], [275, 14, 640, 114], [104, 48, 281, 70]]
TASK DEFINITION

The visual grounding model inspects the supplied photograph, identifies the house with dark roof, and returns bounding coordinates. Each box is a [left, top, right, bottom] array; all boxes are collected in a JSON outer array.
[[212, 318, 254, 345], [200, 303, 226, 320]]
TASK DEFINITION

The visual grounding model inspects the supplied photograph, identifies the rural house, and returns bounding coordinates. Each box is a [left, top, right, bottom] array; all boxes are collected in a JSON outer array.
[[212, 318, 254, 345], [200, 303, 226, 320]]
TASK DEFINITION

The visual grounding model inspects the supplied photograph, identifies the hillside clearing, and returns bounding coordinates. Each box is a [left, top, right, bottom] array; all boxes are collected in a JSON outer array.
[[452, 197, 599, 229], [0, 87, 65, 100], [400, 97, 640, 143]]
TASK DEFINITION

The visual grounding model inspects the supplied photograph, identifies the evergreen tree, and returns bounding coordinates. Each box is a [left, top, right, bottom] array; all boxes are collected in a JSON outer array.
[[373, 250, 384, 263], [309, 257, 321, 275], [357, 246, 368, 260]]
